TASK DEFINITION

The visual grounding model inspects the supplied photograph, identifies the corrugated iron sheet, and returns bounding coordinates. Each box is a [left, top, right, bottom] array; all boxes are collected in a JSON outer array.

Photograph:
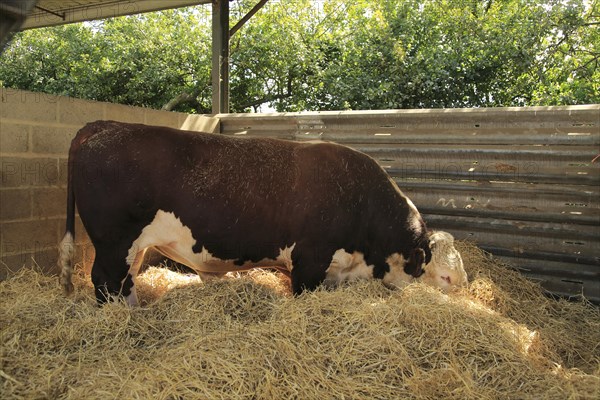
[[219, 106, 600, 302]]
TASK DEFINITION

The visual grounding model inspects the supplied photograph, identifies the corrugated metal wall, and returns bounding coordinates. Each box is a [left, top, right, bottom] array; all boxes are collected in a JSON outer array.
[[218, 106, 600, 302]]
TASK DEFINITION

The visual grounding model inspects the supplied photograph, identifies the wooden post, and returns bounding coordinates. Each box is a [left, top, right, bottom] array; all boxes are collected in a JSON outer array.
[[212, 0, 229, 114]]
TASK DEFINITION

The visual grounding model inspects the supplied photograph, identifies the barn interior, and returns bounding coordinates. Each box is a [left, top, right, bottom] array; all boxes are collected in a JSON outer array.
[[0, 1, 598, 399]]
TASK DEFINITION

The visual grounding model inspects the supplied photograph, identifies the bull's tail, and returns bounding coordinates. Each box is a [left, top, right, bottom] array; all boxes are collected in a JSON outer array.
[[58, 143, 77, 295]]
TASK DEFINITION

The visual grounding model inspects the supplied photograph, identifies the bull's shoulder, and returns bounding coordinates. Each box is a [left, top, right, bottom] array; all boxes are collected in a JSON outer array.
[[297, 140, 385, 175]]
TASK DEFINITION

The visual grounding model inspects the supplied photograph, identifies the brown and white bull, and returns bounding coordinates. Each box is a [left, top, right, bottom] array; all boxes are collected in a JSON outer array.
[[58, 121, 467, 305]]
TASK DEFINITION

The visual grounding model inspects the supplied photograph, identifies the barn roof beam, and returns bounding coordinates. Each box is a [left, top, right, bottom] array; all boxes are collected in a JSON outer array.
[[34, 5, 66, 21], [20, 0, 212, 29], [0, 0, 37, 52]]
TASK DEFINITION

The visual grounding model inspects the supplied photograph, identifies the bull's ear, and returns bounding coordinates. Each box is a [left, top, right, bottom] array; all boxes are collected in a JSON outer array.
[[404, 248, 425, 277], [428, 231, 438, 250]]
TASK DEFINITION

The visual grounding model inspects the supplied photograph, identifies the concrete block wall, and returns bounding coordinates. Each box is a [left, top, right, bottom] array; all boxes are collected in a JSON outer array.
[[0, 88, 219, 278]]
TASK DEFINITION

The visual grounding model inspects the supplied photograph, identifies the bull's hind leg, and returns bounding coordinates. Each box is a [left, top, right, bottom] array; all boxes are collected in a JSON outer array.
[[91, 243, 132, 305]]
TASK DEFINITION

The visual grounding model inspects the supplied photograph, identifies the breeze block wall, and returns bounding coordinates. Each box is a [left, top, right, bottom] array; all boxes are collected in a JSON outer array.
[[0, 88, 219, 279]]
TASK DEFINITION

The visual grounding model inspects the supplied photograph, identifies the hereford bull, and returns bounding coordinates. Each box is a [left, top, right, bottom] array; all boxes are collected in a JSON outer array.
[[58, 121, 467, 305]]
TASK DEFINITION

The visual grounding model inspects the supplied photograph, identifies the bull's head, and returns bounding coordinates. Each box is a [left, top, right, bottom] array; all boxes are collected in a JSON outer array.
[[419, 231, 468, 291], [383, 230, 467, 292]]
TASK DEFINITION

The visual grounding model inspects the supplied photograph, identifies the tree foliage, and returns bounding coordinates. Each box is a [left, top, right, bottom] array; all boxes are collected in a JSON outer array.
[[0, 0, 597, 112]]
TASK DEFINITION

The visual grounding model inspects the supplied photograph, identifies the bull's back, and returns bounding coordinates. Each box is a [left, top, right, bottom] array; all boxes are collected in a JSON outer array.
[[70, 121, 412, 253], [70, 121, 302, 243]]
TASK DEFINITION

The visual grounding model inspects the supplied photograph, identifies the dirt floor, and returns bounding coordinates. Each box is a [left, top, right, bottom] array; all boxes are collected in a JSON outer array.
[[1, 242, 599, 399]]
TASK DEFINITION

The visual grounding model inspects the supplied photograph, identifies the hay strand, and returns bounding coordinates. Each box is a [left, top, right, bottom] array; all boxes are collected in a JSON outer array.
[[1, 241, 598, 399]]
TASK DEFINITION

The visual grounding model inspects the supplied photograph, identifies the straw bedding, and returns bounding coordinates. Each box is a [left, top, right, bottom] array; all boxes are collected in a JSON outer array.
[[1, 241, 599, 399]]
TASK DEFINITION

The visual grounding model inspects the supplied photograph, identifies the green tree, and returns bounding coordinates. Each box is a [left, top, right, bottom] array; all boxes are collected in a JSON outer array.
[[525, 0, 599, 104], [0, 0, 597, 112], [302, 0, 598, 108], [0, 8, 212, 112]]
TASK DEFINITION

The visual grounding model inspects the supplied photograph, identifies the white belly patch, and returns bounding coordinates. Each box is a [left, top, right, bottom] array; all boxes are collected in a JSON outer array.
[[382, 253, 414, 289], [324, 249, 374, 286], [323, 250, 414, 289], [122, 210, 295, 305], [122, 211, 414, 306]]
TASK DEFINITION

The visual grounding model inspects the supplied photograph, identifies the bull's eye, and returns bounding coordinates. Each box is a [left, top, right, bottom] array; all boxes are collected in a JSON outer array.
[[441, 275, 451, 284]]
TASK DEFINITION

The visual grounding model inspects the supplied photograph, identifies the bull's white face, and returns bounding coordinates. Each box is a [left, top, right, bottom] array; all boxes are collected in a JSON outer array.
[[419, 231, 468, 292]]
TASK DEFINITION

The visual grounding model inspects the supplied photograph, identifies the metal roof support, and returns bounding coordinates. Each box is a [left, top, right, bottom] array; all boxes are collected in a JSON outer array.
[[211, 0, 268, 114], [21, 1, 214, 30], [0, 0, 38, 52], [230, 0, 268, 37], [212, 0, 229, 114]]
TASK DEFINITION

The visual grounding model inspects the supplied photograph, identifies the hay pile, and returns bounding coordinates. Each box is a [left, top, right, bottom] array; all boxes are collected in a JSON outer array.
[[1, 242, 599, 399]]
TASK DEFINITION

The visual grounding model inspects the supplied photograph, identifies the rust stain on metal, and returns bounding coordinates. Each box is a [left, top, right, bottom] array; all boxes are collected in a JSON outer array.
[[495, 163, 518, 173]]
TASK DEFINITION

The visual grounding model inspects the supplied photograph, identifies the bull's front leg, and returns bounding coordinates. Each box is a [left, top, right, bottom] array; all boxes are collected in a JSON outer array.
[[290, 244, 330, 295]]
